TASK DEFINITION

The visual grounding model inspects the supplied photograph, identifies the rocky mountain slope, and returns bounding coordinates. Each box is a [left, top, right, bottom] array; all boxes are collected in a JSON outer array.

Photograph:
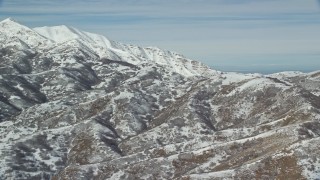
[[0, 18, 320, 179]]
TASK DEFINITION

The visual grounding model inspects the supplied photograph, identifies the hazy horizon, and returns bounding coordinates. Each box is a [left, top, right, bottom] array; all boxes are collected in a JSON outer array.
[[213, 65, 319, 74]]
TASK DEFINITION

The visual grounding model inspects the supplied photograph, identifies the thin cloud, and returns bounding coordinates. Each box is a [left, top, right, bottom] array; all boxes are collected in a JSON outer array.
[[1, 0, 318, 16]]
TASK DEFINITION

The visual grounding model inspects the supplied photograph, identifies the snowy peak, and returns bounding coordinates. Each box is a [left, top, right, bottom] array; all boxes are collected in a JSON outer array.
[[0, 17, 19, 24], [0, 17, 29, 31], [33, 25, 116, 57], [33, 25, 78, 43], [34, 25, 97, 45], [0, 18, 52, 48], [33, 23, 216, 77], [0, 17, 215, 77]]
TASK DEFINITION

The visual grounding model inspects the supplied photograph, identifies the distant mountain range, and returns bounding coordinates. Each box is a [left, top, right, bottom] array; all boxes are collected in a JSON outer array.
[[0, 18, 320, 179]]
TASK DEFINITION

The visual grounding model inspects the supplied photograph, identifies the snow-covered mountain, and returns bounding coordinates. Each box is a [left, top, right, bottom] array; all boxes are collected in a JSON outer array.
[[1, 18, 320, 179]]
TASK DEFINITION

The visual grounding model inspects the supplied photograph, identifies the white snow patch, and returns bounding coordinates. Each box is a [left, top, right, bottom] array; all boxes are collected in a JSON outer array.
[[189, 169, 235, 179], [109, 170, 125, 179]]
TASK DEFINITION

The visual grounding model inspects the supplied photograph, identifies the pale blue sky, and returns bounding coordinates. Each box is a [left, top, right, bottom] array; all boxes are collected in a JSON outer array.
[[0, 0, 320, 73]]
